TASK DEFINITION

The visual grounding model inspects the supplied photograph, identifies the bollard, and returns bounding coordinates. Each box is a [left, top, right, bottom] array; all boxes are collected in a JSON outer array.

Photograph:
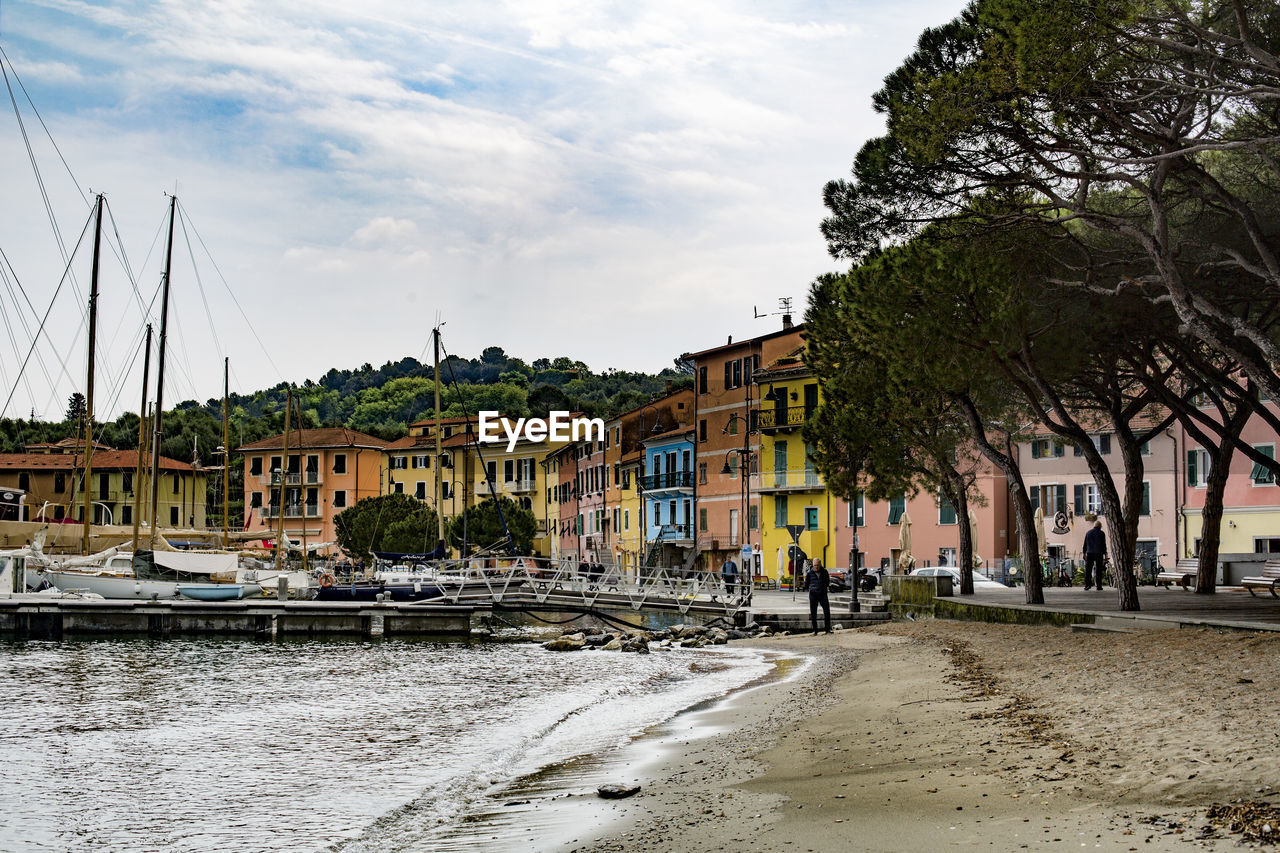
[[277, 574, 289, 600]]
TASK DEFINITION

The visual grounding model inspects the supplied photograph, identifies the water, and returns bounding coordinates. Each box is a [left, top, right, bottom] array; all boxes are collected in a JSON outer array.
[[0, 633, 772, 852]]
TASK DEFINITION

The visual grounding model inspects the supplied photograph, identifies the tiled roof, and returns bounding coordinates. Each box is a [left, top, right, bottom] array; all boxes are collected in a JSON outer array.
[[1023, 409, 1174, 439], [25, 438, 113, 452], [681, 325, 805, 360], [0, 450, 194, 471], [408, 415, 475, 428], [238, 428, 389, 452], [644, 426, 695, 444]]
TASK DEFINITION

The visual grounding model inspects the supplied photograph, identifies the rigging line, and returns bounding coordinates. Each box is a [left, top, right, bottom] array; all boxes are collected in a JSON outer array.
[[90, 327, 148, 446], [0, 225, 92, 419], [177, 201, 285, 383], [103, 197, 149, 314], [177, 204, 224, 364], [0, 45, 87, 207], [1, 53, 81, 292], [0, 257, 40, 406], [0, 212, 94, 419]]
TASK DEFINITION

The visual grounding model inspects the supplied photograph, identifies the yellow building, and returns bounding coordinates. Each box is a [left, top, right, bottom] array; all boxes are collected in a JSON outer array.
[[616, 448, 644, 576], [753, 350, 835, 581]]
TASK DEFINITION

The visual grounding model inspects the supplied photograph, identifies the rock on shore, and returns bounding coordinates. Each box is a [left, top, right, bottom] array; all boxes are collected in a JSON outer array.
[[540, 622, 771, 652]]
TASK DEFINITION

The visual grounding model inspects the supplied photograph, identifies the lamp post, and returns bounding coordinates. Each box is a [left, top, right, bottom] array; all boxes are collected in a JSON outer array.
[[722, 412, 755, 606], [447, 478, 467, 558]]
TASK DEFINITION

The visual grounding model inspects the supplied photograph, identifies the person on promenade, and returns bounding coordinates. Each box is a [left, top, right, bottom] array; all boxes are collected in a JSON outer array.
[[806, 558, 832, 634], [1083, 520, 1106, 590], [721, 556, 739, 599]]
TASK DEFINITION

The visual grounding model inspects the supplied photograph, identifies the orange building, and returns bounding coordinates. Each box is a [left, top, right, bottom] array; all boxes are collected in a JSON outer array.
[[238, 428, 387, 553]]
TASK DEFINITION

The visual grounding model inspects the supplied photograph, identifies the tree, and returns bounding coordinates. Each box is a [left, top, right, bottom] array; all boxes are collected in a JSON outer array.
[[334, 493, 440, 560], [65, 393, 86, 425], [448, 496, 537, 555]]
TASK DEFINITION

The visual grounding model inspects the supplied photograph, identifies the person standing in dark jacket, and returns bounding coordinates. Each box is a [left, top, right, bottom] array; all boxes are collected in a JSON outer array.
[[1083, 520, 1106, 590], [806, 558, 832, 634]]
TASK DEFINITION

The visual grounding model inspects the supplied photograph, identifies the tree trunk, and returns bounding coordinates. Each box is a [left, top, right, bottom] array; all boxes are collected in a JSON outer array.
[[952, 477, 974, 595], [1196, 407, 1249, 593]]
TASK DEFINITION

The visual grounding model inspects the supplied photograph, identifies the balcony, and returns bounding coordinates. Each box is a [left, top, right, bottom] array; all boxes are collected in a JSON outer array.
[[654, 523, 693, 543], [759, 405, 812, 432], [262, 503, 321, 519], [758, 467, 824, 493], [640, 471, 695, 493], [262, 470, 323, 486], [506, 478, 537, 493]]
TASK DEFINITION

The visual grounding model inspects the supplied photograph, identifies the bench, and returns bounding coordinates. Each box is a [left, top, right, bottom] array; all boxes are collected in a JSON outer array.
[[753, 575, 777, 590], [1242, 560, 1280, 598], [1156, 558, 1198, 590]]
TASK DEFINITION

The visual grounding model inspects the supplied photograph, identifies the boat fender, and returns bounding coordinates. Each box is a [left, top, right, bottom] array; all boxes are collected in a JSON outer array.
[[319, 574, 335, 588]]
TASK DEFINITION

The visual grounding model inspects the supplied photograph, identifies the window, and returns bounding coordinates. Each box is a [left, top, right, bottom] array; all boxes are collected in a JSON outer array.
[[333, 454, 346, 474], [888, 495, 905, 525], [1097, 433, 1111, 455], [624, 509, 630, 531], [393, 482, 403, 494], [1187, 448, 1210, 488], [698, 366, 708, 394], [1140, 481, 1151, 516], [172, 473, 180, 494], [334, 490, 346, 508], [699, 420, 707, 442], [1073, 483, 1102, 515], [17, 473, 28, 491], [727, 454, 738, 479], [270, 455, 281, 474], [415, 482, 426, 500], [170, 506, 179, 525], [805, 506, 819, 531], [699, 507, 708, 531], [1254, 537, 1280, 554], [121, 505, 131, 525], [727, 418, 738, 436], [250, 457, 262, 476], [775, 495, 789, 528], [1140, 441, 1151, 456], [414, 455, 429, 469], [1250, 445, 1275, 485], [251, 491, 262, 508], [122, 472, 133, 494], [504, 460, 514, 482], [938, 493, 957, 525], [486, 461, 497, 484], [699, 463, 707, 484], [392, 456, 407, 470], [54, 473, 65, 493], [1031, 439, 1065, 458], [848, 494, 865, 527], [748, 504, 758, 530], [654, 503, 662, 525]]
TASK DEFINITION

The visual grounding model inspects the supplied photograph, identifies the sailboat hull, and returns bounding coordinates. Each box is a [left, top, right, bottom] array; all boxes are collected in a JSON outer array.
[[38, 570, 183, 600]]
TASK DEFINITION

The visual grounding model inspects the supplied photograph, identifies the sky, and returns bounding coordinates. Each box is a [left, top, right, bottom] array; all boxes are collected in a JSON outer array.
[[0, 0, 968, 420]]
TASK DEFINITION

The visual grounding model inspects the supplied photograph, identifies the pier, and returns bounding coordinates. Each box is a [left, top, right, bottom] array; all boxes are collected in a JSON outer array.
[[0, 599, 475, 640]]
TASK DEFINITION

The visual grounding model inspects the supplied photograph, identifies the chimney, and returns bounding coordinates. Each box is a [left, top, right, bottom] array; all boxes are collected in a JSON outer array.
[[727, 335, 733, 345], [782, 314, 793, 329], [664, 379, 672, 393]]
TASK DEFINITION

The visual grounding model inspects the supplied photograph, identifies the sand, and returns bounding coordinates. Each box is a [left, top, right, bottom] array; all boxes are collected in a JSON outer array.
[[572, 621, 1280, 852]]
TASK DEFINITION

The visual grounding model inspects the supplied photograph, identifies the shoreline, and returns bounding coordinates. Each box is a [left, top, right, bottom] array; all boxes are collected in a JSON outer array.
[[570, 622, 1279, 852]]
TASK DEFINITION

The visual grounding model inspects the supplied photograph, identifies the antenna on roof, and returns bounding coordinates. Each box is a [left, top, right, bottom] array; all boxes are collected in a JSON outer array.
[[753, 297, 796, 329]]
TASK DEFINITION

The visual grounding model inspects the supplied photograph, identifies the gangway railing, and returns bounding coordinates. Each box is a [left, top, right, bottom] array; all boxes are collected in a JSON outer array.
[[419, 556, 748, 618]]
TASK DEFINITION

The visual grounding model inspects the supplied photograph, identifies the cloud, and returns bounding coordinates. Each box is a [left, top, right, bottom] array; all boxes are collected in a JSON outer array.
[[351, 216, 419, 247]]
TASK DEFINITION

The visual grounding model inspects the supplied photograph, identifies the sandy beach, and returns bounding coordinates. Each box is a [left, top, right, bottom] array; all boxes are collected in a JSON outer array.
[[573, 621, 1280, 852]]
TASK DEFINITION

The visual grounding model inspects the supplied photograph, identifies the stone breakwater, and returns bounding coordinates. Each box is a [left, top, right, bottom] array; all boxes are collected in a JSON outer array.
[[541, 622, 777, 652]]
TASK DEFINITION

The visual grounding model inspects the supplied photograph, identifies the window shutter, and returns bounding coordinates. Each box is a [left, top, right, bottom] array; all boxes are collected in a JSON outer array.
[[1140, 482, 1151, 516], [1074, 484, 1084, 515], [724, 361, 732, 389], [1073, 444, 1082, 457], [1056, 484, 1067, 512], [1031, 442, 1040, 459], [1054, 442, 1065, 458], [1029, 486, 1040, 514], [1187, 450, 1198, 487], [1100, 434, 1111, 455]]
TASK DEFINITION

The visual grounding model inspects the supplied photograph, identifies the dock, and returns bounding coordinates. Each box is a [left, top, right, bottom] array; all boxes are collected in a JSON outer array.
[[0, 599, 475, 640]]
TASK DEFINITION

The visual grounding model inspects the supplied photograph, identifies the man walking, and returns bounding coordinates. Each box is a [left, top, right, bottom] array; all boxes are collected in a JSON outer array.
[[806, 558, 832, 634], [1083, 520, 1106, 590], [720, 555, 739, 599]]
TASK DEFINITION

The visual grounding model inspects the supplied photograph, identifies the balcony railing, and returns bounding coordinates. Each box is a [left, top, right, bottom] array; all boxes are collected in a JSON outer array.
[[759, 468, 824, 490], [263, 470, 322, 486], [640, 471, 695, 491], [262, 503, 321, 518], [758, 405, 812, 431], [655, 523, 693, 541], [506, 478, 537, 493]]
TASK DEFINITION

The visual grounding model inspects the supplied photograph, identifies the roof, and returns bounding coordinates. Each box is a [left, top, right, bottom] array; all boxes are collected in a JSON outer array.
[[681, 324, 805, 361], [754, 346, 810, 380], [25, 437, 113, 453], [238, 428, 389, 452], [644, 426, 696, 445], [0, 450, 194, 472], [408, 415, 475, 428], [1023, 409, 1174, 440]]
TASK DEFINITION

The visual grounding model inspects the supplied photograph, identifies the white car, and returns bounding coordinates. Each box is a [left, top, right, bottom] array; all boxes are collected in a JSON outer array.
[[910, 566, 1009, 590]]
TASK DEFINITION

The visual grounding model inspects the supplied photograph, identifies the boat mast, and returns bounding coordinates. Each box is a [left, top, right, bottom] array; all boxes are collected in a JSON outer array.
[[294, 394, 308, 575], [81, 192, 103, 555], [131, 325, 152, 552], [148, 194, 177, 548], [433, 326, 444, 550], [222, 357, 230, 549], [274, 388, 291, 573]]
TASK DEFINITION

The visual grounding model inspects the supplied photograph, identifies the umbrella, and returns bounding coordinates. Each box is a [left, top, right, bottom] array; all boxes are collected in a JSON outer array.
[[968, 508, 982, 568], [1034, 506, 1046, 559], [896, 510, 913, 573], [776, 545, 785, 578]]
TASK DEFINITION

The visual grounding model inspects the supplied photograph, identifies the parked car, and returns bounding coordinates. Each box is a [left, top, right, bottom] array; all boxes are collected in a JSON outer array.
[[909, 566, 1009, 590]]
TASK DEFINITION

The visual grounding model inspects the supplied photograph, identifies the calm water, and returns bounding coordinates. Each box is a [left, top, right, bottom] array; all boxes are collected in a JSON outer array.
[[0, 633, 771, 852]]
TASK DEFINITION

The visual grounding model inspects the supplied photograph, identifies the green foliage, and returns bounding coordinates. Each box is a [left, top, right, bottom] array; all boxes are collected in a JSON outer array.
[[447, 496, 537, 556], [65, 393, 86, 425], [334, 493, 440, 560]]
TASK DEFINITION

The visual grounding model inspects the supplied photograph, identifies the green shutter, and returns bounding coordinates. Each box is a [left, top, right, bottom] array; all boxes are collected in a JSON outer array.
[[939, 494, 957, 525], [1056, 484, 1067, 513], [1029, 486, 1040, 514], [1031, 442, 1041, 459], [1250, 445, 1275, 484], [1140, 482, 1151, 516], [1054, 442, 1065, 458], [1187, 450, 1198, 487], [1074, 484, 1084, 515], [774, 495, 788, 528], [888, 496, 905, 524]]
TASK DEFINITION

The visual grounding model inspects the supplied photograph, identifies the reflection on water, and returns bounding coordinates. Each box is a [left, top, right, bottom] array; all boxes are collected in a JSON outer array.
[[0, 634, 770, 852]]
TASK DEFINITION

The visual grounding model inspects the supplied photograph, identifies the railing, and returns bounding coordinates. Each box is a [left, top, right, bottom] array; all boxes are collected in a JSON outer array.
[[263, 503, 321, 518], [655, 523, 693, 540], [758, 405, 812, 430], [640, 471, 694, 491], [507, 478, 537, 493], [759, 468, 823, 489]]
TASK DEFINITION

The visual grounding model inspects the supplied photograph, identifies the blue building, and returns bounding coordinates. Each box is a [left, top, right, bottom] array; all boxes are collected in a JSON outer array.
[[641, 427, 696, 566]]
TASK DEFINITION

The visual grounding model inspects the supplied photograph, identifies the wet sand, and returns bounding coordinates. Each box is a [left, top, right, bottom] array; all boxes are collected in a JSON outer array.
[[573, 622, 1280, 852]]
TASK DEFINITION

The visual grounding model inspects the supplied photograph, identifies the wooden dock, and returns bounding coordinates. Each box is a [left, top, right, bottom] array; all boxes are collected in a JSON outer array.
[[0, 599, 476, 640]]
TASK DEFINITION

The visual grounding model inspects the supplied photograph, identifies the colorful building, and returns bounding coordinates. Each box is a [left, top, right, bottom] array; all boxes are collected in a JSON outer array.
[[238, 427, 387, 554], [642, 426, 696, 568]]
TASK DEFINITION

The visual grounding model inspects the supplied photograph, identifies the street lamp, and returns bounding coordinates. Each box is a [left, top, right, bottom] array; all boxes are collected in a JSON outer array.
[[637, 404, 665, 577], [722, 411, 756, 605]]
